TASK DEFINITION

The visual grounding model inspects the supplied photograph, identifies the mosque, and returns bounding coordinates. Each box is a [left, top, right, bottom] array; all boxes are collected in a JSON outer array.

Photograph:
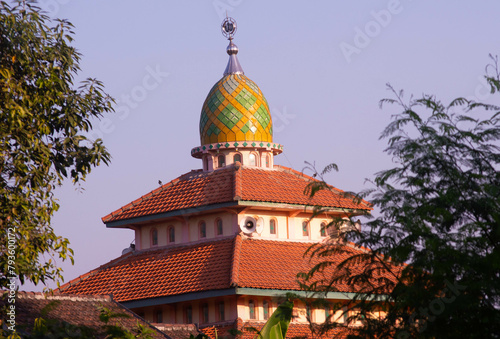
[[59, 18, 389, 338]]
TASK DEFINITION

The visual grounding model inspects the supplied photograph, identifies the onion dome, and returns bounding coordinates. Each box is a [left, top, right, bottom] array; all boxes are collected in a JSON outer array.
[[199, 73, 273, 145], [192, 17, 283, 167]]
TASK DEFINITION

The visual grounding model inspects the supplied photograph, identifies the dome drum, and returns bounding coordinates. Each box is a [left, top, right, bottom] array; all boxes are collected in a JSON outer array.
[[191, 141, 283, 159]]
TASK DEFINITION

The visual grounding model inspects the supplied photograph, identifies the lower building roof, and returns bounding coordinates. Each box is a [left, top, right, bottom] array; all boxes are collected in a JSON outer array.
[[0, 292, 168, 338]]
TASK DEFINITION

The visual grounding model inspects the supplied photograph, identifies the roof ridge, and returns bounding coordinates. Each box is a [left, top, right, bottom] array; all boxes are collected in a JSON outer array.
[[273, 165, 373, 208], [230, 234, 242, 286], [273, 165, 348, 194]]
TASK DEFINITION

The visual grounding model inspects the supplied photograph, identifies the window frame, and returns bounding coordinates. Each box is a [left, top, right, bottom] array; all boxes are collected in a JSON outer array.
[[269, 218, 277, 235], [249, 152, 258, 166], [249, 299, 256, 320], [215, 218, 223, 236], [185, 305, 193, 324], [217, 301, 225, 321], [168, 225, 175, 243], [199, 221, 207, 239], [217, 155, 225, 168], [155, 309, 163, 323], [302, 221, 309, 237], [263, 299, 270, 320], [233, 153, 242, 164], [151, 228, 158, 247], [201, 303, 209, 323], [320, 222, 327, 237]]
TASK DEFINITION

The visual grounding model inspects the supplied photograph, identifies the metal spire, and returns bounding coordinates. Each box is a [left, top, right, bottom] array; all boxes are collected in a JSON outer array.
[[221, 16, 244, 75]]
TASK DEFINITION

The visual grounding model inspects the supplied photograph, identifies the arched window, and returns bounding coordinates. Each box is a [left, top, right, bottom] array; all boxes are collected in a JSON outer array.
[[302, 221, 309, 237], [265, 154, 270, 168], [270, 219, 276, 235], [151, 228, 158, 246], [218, 155, 225, 168], [320, 222, 327, 237], [263, 300, 270, 320], [249, 300, 256, 319], [216, 218, 223, 236], [233, 153, 242, 164], [199, 221, 207, 238], [168, 226, 175, 243], [249, 153, 257, 166]]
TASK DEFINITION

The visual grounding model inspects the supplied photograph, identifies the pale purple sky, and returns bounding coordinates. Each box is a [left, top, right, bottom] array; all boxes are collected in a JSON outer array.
[[23, 0, 500, 291]]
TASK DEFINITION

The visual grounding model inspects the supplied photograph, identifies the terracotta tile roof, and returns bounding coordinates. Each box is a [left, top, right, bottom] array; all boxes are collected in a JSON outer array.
[[152, 323, 202, 339], [59, 236, 399, 302], [103, 164, 371, 224], [0, 292, 167, 338], [58, 238, 234, 302], [236, 238, 399, 294], [200, 318, 352, 339], [200, 321, 238, 339], [240, 322, 352, 339]]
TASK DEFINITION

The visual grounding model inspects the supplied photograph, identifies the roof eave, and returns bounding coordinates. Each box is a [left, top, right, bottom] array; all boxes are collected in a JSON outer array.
[[121, 288, 237, 309], [105, 202, 241, 228], [105, 200, 370, 228], [234, 287, 388, 301]]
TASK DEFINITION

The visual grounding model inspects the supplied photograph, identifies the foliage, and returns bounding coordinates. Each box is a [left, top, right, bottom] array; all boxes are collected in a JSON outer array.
[[0, 1, 113, 288], [252, 300, 293, 339], [301, 56, 500, 338]]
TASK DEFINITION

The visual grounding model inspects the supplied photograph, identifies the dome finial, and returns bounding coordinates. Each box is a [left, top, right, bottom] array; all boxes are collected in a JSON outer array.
[[221, 16, 244, 75], [221, 15, 237, 40]]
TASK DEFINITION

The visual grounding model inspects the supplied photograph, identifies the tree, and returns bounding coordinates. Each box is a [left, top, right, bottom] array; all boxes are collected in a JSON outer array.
[[301, 56, 500, 338], [0, 1, 113, 288]]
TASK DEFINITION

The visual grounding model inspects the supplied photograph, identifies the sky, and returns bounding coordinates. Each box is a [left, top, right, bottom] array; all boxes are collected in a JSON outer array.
[[22, 0, 500, 291]]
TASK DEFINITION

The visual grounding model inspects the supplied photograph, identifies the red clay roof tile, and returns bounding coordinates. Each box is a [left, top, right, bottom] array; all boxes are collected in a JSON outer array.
[[58, 238, 234, 302], [59, 237, 399, 302], [103, 165, 371, 224]]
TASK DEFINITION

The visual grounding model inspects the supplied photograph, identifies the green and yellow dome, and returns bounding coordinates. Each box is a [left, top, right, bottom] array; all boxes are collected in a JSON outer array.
[[199, 73, 273, 145]]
